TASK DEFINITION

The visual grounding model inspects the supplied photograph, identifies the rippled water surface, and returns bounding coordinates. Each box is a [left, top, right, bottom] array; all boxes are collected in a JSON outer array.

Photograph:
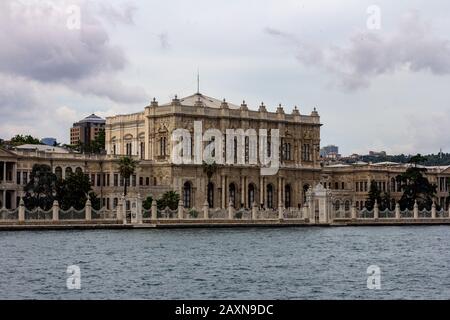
[[1, 226, 449, 299]]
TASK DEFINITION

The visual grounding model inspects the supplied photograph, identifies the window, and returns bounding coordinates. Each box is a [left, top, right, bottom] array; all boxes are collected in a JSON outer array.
[[207, 182, 214, 208], [229, 183, 237, 208], [160, 137, 167, 156], [113, 144, 116, 155], [91, 174, 95, 186], [139, 177, 144, 186], [183, 182, 192, 208], [114, 174, 119, 187], [126, 143, 132, 156], [244, 136, 249, 162], [96, 174, 101, 187], [266, 184, 273, 209], [335, 182, 339, 190], [146, 177, 150, 186], [17, 171, 21, 185], [342, 182, 345, 190], [23, 172, 28, 185], [55, 167, 62, 180], [345, 201, 350, 211], [302, 144, 311, 161], [106, 174, 110, 187], [132, 175, 136, 187], [248, 184, 255, 207], [285, 184, 291, 208], [356, 182, 359, 192], [113, 198, 118, 208]]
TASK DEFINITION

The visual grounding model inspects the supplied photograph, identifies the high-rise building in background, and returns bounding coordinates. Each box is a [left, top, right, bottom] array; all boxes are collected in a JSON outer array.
[[70, 114, 105, 146], [40, 137, 57, 146], [320, 145, 340, 159]]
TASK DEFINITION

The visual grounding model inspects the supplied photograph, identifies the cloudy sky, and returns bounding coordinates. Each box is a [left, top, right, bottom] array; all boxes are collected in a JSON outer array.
[[1, 0, 450, 155]]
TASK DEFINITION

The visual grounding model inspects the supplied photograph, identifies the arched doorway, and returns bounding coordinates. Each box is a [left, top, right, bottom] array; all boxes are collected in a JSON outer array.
[[285, 184, 291, 208], [183, 181, 192, 208], [65, 167, 73, 178], [266, 184, 274, 209], [229, 183, 237, 208], [75, 167, 83, 174], [248, 183, 256, 208], [207, 182, 214, 208], [55, 167, 62, 180]]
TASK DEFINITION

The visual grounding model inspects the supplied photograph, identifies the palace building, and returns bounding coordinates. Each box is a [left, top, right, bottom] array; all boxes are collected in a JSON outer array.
[[1, 92, 450, 211]]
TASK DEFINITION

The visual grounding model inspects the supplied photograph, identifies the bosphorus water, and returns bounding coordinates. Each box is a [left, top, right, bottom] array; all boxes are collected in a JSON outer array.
[[0, 226, 449, 299]]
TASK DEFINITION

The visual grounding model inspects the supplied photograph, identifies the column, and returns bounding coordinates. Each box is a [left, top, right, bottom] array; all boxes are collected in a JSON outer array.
[[259, 176, 264, 207], [241, 176, 245, 208], [221, 175, 226, 209], [3, 162, 6, 183], [277, 177, 282, 206], [2, 191, 6, 209]]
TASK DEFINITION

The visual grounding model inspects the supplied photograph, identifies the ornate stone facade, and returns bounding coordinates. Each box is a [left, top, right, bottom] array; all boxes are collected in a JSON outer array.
[[2, 92, 450, 212]]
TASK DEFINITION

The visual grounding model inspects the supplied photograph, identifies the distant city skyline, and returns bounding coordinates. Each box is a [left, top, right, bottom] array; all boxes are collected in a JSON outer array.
[[1, 0, 450, 156]]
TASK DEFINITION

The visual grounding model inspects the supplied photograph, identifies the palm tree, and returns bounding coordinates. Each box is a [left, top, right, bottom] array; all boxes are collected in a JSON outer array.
[[118, 156, 138, 196], [202, 160, 218, 207], [202, 160, 218, 184]]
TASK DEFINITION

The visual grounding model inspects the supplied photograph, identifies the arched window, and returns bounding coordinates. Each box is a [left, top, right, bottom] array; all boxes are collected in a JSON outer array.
[[248, 184, 255, 207], [267, 184, 274, 209], [207, 182, 214, 208], [345, 200, 350, 211], [285, 184, 291, 208], [65, 167, 73, 178], [335, 200, 341, 211], [55, 167, 63, 180], [126, 143, 132, 156], [183, 181, 192, 208], [75, 167, 83, 174], [229, 183, 236, 208]]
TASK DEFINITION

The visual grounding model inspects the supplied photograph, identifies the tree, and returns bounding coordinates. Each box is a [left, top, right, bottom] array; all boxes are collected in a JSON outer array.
[[118, 156, 138, 196], [396, 154, 437, 210], [366, 181, 381, 210], [57, 171, 99, 210], [91, 129, 105, 153], [10, 134, 41, 146], [143, 195, 154, 210], [157, 191, 180, 210], [202, 160, 218, 207], [24, 164, 57, 210], [202, 160, 218, 183]]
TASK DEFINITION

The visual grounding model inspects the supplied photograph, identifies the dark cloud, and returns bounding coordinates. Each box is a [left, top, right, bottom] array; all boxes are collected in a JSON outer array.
[[267, 11, 450, 91], [0, 0, 148, 103]]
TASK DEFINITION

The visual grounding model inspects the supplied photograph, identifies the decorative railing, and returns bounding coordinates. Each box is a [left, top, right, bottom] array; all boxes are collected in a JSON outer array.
[[358, 208, 374, 219], [92, 208, 114, 220], [418, 209, 432, 218], [0, 208, 19, 220], [379, 209, 395, 219], [59, 208, 86, 220], [25, 208, 52, 220], [157, 207, 178, 219], [209, 208, 227, 219], [400, 209, 413, 218], [256, 209, 278, 219], [284, 208, 303, 219]]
